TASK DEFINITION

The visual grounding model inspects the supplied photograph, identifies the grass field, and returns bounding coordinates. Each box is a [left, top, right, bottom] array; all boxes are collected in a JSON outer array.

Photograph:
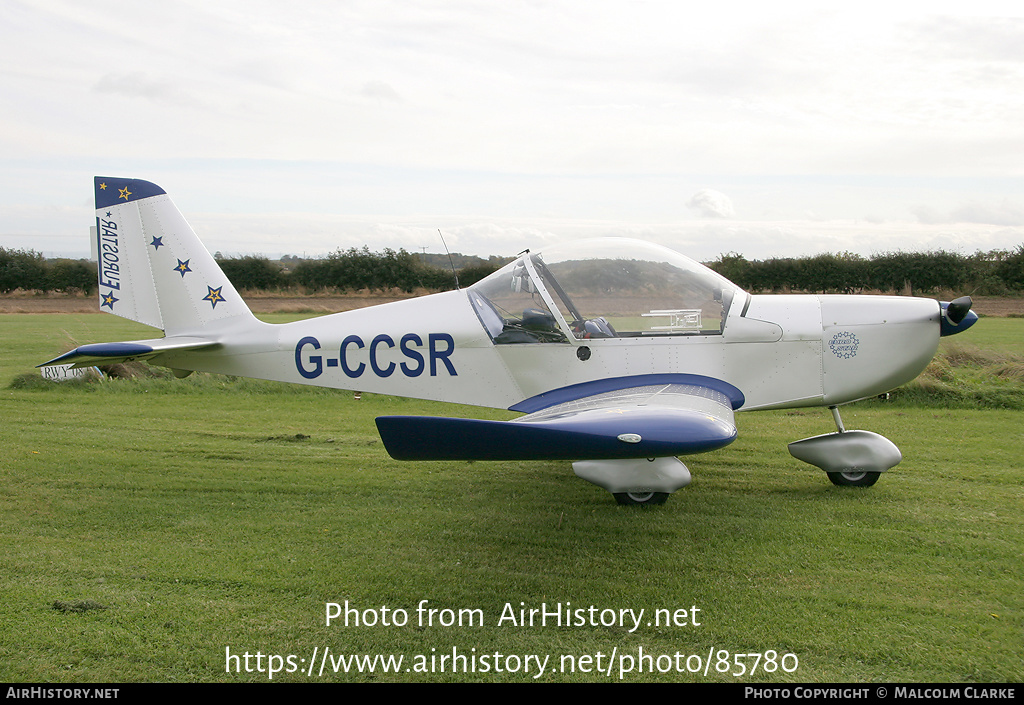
[[1, 313, 1022, 682]]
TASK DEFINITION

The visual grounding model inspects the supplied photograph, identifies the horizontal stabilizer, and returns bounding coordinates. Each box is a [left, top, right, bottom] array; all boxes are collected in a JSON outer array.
[[39, 337, 218, 368]]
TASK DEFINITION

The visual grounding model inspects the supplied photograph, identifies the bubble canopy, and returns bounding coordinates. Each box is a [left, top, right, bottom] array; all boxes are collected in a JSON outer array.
[[468, 238, 744, 344]]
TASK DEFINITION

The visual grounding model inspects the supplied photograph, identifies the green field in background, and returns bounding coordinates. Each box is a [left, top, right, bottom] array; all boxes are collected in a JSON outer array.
[[1, 313, 1021, 682]]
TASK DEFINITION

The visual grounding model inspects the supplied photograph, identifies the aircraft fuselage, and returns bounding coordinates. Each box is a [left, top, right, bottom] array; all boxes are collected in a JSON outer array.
[[158, 288, 941, 414]]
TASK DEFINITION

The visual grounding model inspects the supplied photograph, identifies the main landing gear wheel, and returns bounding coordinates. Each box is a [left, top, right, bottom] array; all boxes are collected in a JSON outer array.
[[613, 491, 669, 506], [827, 471, 881, 487]]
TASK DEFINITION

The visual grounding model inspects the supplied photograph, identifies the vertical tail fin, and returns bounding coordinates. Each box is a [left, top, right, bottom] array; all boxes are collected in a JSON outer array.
[[94, 177, 255, 335]]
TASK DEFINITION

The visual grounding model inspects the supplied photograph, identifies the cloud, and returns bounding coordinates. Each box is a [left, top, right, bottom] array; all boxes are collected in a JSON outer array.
[[93, 72, 194, 107], [913, 200, 1024, 226], [910, 205, 944, 225], [686, 189, 735, 218], [950, 200, 1024, 227], [905, 16, 1024, 63], [360, 80, 402, 102]]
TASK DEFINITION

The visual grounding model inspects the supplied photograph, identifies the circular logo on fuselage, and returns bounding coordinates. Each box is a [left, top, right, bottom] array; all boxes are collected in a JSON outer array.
[[829, 331, 859, 359]]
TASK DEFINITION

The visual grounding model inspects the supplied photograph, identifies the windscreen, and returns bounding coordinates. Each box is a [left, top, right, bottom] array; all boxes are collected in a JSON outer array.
[[469, 239, 742, 342]]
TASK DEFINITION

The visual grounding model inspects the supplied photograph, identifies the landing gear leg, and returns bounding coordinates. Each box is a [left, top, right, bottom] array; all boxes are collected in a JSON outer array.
[[830, 405, 845, 433]]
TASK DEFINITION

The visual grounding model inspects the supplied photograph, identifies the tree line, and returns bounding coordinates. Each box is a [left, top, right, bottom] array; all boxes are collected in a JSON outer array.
[[0, 246, 504, 295], [3, 244, 1024, 296], [707, 247, 1024, 296], [0, 249, 95, 294], [218, 248, 504, 293]]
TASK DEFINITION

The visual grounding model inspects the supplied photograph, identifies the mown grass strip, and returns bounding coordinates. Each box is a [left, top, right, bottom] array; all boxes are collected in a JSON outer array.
[[1, 314, 1020, 682]]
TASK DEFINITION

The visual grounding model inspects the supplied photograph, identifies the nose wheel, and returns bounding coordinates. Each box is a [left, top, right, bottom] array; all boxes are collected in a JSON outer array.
[[788, 406, 901, 486]]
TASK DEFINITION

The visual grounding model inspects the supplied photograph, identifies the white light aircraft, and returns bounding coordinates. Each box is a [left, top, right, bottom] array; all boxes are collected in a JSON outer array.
[[42, 178, 978, 505]]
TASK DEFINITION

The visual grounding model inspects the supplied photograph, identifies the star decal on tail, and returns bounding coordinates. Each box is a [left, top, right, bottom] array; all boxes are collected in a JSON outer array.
[[100, 291, 118, 310], [202, 285, 226, 308]]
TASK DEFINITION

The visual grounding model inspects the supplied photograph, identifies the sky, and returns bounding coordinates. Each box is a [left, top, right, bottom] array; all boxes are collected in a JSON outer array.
[[3, 0, 1024, 263]]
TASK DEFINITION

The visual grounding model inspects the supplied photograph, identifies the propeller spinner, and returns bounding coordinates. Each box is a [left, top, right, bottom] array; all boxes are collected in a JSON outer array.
[[940, 296, 978, 336]]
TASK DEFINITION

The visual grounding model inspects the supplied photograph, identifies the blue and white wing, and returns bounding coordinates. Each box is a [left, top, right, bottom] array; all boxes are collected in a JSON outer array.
[[376, 377, 740, 461]]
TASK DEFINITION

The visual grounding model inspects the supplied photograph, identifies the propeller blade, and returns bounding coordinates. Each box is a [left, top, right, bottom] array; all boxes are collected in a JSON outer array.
[[945, 295, 973, 325]]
